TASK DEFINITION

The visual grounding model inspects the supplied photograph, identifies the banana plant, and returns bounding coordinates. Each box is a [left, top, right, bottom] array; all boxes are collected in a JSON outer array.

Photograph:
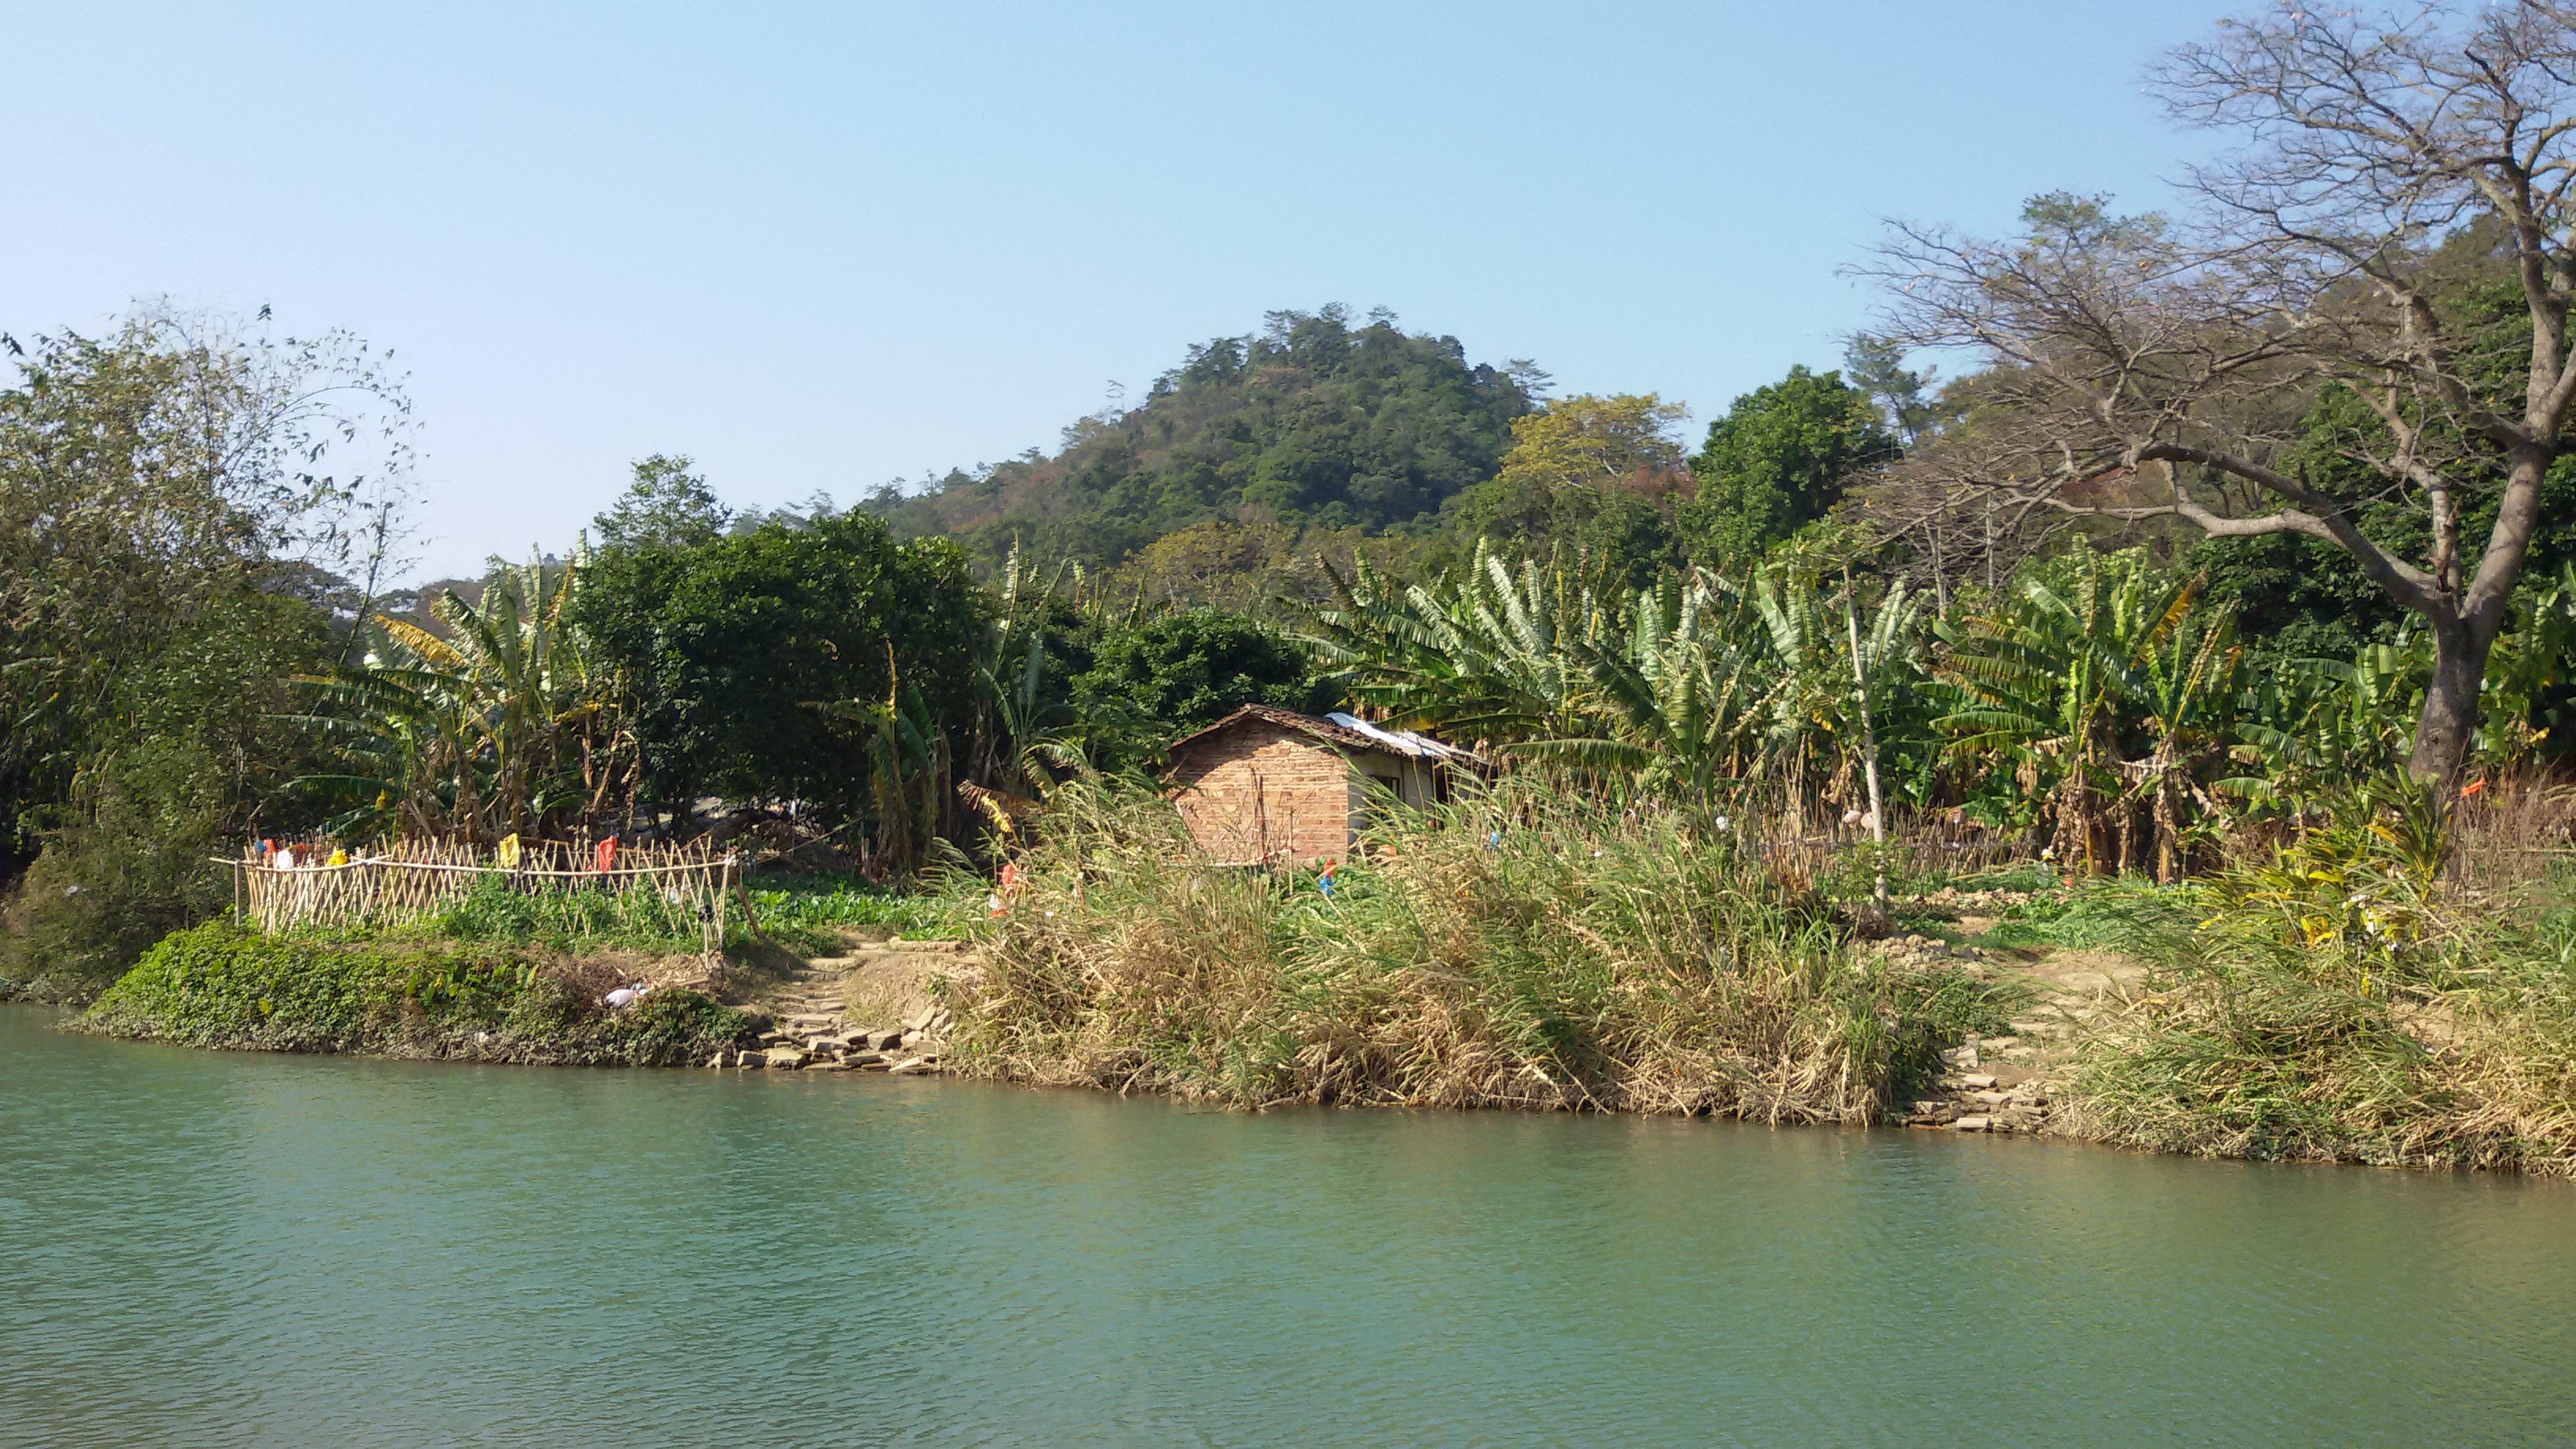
[[1301, 541, 1618, 748], [817, 653, 950, 878], [2230, 631, 2427, 827], [1934, 542, 2207, 873], [2477, 561, 2576, 766], [288, 553, 626, 843], [2125, 601, 2241, 879]]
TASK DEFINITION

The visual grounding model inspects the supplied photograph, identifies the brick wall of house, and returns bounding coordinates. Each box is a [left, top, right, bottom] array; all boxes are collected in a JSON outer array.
[[1167, 721, 1365, 864]]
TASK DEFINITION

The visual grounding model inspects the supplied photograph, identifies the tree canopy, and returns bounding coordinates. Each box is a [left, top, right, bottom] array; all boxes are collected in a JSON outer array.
[[569, 512, 986, 827], [1435, 394, 1693, 587], [1679, 365, 1892, 564]]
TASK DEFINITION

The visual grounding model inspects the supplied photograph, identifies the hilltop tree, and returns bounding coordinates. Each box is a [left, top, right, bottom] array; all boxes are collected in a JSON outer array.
[[593, 453, 728, 551], [1868, 2, 2576, 783], [866, 305, 1532, 570]]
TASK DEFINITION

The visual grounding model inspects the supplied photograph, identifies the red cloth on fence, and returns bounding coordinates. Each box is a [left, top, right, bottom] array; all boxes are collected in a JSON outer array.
[[593, 836, 619, 874]]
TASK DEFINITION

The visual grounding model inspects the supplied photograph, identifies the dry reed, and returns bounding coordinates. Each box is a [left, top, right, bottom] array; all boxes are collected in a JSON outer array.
[[2054, 817, 2576, 1177], [949, 778, 2002, 1118]]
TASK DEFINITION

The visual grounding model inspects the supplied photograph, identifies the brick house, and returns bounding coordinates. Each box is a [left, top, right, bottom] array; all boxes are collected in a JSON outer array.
[[1163, 704, 1480, 865]]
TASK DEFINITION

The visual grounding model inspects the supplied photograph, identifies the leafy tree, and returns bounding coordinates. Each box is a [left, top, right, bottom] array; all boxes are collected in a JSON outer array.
[[592, 453, 728, 551], [1679, 365, 1893, 565], [1436, 394, 1691, 587], [1073, 610, 1334, 752], [2195, 388, 2576, 665], [0, 313, 408, 990], [570, 512, 984, 832], [0, 316, 411, 867]]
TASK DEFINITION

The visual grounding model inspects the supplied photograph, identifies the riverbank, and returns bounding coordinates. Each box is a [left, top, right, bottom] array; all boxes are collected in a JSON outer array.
[[942, 781, 2576, 1179], [43, 780, 2576, 1183], [74, 922, 757, 1066], [945, 781, 2011, 1119]]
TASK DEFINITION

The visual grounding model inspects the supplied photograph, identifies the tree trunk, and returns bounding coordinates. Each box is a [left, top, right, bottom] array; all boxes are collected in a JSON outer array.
[[2409, 619, 2491, 784], [1841, 575, 1889, 915]]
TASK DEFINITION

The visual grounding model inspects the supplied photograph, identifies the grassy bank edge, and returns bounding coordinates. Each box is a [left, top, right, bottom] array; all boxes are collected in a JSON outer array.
[[73, 921, 758, 1067], [942, 781, 2019, 1120]]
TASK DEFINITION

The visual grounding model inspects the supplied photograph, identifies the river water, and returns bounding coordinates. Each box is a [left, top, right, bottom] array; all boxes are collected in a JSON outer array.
[[4, 1005, 2572, 1446]]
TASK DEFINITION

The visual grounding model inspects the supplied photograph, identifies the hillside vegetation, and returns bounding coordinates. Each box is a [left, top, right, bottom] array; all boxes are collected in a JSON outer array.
[[863, 305, 1535, 571]]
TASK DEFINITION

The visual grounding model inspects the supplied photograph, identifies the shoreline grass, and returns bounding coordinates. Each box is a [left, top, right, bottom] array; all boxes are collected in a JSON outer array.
[[2050, 867, 2576, 1177], [949, 778, 2010, 1118]]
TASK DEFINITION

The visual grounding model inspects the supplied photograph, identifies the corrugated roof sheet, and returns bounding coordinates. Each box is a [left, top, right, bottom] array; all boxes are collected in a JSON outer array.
[[1164, 703, 1481, 766]]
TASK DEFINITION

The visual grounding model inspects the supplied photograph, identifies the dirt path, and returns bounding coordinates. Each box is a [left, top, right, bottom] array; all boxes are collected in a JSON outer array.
[[707, 935, 976, 1074], [1884, 903, 2144, 1136]]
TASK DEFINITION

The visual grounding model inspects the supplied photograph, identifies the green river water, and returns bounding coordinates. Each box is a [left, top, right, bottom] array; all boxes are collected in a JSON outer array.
[[4, 1004, 2573, 1446]]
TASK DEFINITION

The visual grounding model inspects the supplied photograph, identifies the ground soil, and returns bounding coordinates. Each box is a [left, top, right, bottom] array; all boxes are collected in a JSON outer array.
[[728, 930, 979, 1039]]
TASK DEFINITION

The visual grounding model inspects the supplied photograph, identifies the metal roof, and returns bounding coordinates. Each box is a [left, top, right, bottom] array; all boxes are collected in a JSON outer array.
[[1163, 703, 1480, 766]]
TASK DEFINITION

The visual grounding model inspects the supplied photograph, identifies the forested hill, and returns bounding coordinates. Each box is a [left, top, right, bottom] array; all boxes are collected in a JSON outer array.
[[863, 305, 1536, 568]]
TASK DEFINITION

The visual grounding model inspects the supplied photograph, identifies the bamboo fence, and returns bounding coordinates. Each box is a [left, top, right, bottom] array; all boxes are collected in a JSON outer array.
[[220, 838, 741, 951]]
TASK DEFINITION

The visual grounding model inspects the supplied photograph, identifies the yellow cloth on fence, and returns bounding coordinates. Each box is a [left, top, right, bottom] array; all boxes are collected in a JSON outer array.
[[325, 848, 348, 867], [496, 833, 522, 869]]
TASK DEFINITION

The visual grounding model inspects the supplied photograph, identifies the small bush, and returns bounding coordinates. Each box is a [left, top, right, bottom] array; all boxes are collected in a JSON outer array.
[[77, 922, 756, 1065]]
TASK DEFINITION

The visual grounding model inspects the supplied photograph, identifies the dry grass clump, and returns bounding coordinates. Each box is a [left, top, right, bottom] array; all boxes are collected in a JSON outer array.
[[948, 778, 2003, 1118], [2058, 812, 2576, 1176], [2447, 770, 2576, 897]]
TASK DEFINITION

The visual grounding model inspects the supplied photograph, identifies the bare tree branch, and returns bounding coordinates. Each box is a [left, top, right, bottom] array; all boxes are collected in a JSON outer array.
[[1857, 0, 2576, 780]]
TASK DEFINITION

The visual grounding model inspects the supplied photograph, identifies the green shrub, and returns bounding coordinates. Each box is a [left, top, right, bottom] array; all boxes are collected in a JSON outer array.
[[0, 740, 234, 1001], [422, 874, 717, 952], [78, 922, 755, 1065], [747, 874, 975, 953]]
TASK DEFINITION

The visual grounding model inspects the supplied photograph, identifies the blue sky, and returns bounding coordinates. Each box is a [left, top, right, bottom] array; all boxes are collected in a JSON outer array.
[[6, 2, 2245, 579]]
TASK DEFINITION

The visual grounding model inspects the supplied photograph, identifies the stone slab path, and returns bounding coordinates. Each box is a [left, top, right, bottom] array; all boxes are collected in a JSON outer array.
[[709, 937, 974, 1076], [1881, 891, 2145, 1137]]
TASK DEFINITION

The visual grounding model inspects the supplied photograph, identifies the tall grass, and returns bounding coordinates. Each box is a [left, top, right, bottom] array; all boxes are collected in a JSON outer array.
[[2056, 817, 2576, 1176], [950, 777, 2007, 1116]]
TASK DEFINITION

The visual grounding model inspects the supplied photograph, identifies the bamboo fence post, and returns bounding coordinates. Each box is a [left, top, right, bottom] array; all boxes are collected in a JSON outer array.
[[708, 856, 728, 955], [731, 855, 761, 939]]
